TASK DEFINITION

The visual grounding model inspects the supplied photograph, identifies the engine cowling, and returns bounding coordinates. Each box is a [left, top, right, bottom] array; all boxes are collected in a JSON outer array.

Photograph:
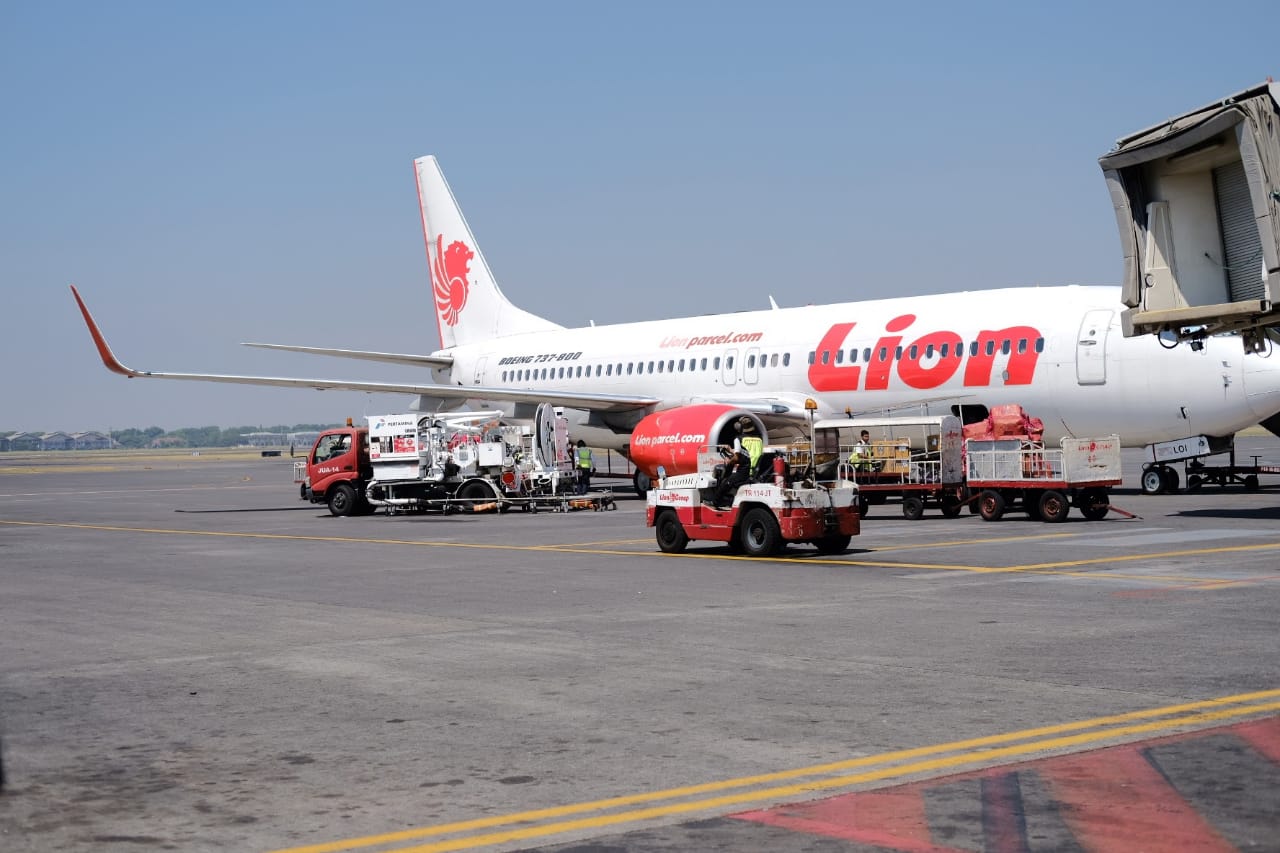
[[628, 405, 768, 478]]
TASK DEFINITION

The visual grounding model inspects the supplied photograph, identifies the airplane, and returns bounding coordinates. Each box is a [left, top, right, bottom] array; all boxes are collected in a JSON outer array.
[[72, 155, 1280, 496]]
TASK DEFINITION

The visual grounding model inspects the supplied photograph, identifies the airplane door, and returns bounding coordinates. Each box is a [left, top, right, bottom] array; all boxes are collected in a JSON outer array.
[[744, 347, 760, 385], [1076, 310, 1112, 385], [473, 356, 487, 385], [722, 349, 738, 386]]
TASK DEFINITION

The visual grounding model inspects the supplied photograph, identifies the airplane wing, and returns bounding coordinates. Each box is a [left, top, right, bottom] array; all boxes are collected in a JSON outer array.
[[71, 287, 658, 414], [241, 342, 454, 369]]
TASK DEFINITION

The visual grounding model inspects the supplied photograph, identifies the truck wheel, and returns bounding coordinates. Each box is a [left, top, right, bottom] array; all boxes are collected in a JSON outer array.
[[978, 490, 1005, 522], [457, 480, 495, 502], [1187, 474, 1204, 491], [739, 507, 782, 557], [815, 534, 851, 554], [655, 510, 689, 553], [1161, 467, 1180, 493], [1079, 487, 1109, 520], [327, 484, 357, 517], [940, 492, 963, 518], [857, 494, 870, 518], [1038, 489, 1070, 523], [1244, 474, 1260, 492], [901, 496, 925, 520], [1141, 467, 1166, 495]]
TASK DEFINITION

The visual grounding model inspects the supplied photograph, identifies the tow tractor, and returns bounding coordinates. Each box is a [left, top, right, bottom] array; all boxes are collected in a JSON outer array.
[[646, 447, 860, 557]]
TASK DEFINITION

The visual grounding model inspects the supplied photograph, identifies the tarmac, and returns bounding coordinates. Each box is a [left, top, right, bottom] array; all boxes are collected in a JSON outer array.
[[0, 439, 1278, 852]]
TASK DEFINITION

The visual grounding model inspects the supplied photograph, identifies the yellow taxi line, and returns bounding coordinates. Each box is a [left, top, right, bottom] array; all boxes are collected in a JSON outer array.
[[267, 690, 1280, 853]]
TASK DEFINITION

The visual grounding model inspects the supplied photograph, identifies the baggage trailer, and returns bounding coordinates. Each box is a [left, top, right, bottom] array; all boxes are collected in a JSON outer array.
[[646, 449, 860, 556], [965, 435, 1122, 522], [811, 416, 966, 520]]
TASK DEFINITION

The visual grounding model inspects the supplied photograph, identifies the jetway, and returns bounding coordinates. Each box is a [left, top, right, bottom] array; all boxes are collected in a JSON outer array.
[[1099, 80, 1280, 351]]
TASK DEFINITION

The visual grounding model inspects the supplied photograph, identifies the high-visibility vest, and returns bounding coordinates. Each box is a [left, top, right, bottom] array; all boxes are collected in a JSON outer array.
[[742, 436, 763, 468], [576, 447, 593, 469]]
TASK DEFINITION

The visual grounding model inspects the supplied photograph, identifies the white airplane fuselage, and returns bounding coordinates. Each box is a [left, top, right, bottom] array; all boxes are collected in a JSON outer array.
[[437, 285, 1280, 452]]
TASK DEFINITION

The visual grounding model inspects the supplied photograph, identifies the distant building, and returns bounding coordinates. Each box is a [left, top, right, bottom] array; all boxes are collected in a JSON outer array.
[[240, 431, 286, 448], [287, 431, 321, 450], [39, 432, 74, 451], [71, 431, 113, 450]]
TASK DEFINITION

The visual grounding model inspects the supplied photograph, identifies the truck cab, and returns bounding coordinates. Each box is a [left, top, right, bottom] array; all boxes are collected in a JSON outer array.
[[303, 425, 373, 515]]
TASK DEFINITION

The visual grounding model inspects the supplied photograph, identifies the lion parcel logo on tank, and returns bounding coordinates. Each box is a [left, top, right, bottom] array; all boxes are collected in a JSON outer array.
[[431, 235, 473, 327], [632, 432, 707, 447]]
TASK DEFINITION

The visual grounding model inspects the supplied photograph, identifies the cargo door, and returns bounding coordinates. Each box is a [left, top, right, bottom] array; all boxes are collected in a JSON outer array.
[[722, 348, 738, 386], [1076, 310, 1112, 385]]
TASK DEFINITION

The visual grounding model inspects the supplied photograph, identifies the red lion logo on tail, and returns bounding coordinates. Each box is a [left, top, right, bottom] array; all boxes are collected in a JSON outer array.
[[432, 235, 473, 327]]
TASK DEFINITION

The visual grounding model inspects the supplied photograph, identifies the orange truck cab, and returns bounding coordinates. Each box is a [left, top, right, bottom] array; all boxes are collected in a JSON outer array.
[[304, 426, 374, 516]]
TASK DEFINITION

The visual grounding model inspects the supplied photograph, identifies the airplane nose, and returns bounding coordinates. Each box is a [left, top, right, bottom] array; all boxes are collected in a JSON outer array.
[[1242, 344, 1280, 423]]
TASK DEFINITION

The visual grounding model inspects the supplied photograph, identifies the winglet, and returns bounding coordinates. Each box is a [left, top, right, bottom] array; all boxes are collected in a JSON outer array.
[[69, 285, 142, 377]]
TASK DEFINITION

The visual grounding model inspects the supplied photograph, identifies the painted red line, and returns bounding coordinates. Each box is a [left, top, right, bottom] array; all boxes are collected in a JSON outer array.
[[733, 788, 963, 852], [1231, 715, 1280, 764], [1041, 745, 1234, 853], [981, 772, 1029, 853]]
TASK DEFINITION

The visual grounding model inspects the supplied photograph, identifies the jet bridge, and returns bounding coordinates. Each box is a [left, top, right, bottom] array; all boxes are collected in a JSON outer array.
[[1099, 80, 1280, 352]]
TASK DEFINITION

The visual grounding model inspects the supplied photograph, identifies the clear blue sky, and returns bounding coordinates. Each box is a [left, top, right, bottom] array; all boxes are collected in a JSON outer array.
[[2, 1, 1274, 432]]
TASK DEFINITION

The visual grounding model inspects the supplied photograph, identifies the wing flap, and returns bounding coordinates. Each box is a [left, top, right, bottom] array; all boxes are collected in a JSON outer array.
[[241, 342, 454, 369]]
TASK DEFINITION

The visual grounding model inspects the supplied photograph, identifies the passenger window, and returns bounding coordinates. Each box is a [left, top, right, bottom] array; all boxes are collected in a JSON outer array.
[[925, 344, 934, 358], [748, 354, 756, 368], [714, 357, 721, 370], [701, 358, 708, 370], [834, 350, 843, 364], [668, 360, 674, 372], [895, 346, 903, 359], [1001, 339, 1011, 355], [606, 364, 613, 376], [726, 355, 735, 369], [782, 353, 790, 367], [863, 347, 871, 363], [808, 351, 816, 365], [909, 345, 918, 359], [657, 360, 664, 373], [821, 350, 830, 365], [1017, 338, 1027, 354], [878, 346, 887, 361], [770, 353, 778, 367], [1035, 337, 1044, 353], [627, 363, 633, 375], [971, 341, 980, 357], [647, 361, 654, 373], [940, 343, 949, 358], [985, 341, 994, 356]]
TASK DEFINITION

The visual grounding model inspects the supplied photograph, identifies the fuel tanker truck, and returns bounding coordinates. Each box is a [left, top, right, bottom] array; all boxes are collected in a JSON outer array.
[[625, 405, 772, 496]]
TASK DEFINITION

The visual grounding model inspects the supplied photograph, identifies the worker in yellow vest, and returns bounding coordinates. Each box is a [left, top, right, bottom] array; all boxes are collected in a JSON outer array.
[[714, 418, 763, 506], [575, 440, 595, 495]]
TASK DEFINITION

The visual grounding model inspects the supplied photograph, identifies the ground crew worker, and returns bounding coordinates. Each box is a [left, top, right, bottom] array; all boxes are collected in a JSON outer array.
[[715, 418, 763, 506], [575, 440, 595, 495], [850, 429, 872, 472]]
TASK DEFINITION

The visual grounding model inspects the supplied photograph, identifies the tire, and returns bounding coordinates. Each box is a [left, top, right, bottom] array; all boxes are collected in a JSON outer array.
[[1244, 474, 1260, 492], [739, 507, 783, 557], [654, 511, 689, 553], [633, 469, 651, 498], [327, 483, 357, 517], [1161, 466, 1180, 493], [940, 492, 963, 518], [457, 480, 495, 502], [815, 534, 852, 554], [1187, 474, 1204, 491], [978, 490, 1005, 522], [901, 495, 925, 520], [1078, 487, 1109, 521], [1141, 467, 1166, 495], [857, 494, 871, 518], [1038, 489, 1070, 523]]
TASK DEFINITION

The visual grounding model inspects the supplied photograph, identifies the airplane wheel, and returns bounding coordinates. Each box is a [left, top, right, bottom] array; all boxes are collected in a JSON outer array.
[[654, 511, 689, 553], [978, 490, 1005, 522], [1244, 474, 1260, 492], [327, 483, 357, 517], [1078, 487, 1109, 520], [1140, 467, 1166, 495], [901, 496, 925, 520], [1038, 489, 1070, 523], [739, 508, 783, 557]]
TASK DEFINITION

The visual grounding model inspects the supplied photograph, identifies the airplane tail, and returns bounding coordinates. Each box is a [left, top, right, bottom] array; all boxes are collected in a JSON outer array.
[[415, 156, 563, 350]]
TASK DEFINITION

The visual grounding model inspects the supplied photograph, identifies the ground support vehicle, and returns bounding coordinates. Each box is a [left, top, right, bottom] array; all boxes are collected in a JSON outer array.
[[810, 416, 966, 520], [295, 404, 598, 516], [965, 435, 1122, 522], [645, 450, 860, 556], [1184, 448, 1280, 492]]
